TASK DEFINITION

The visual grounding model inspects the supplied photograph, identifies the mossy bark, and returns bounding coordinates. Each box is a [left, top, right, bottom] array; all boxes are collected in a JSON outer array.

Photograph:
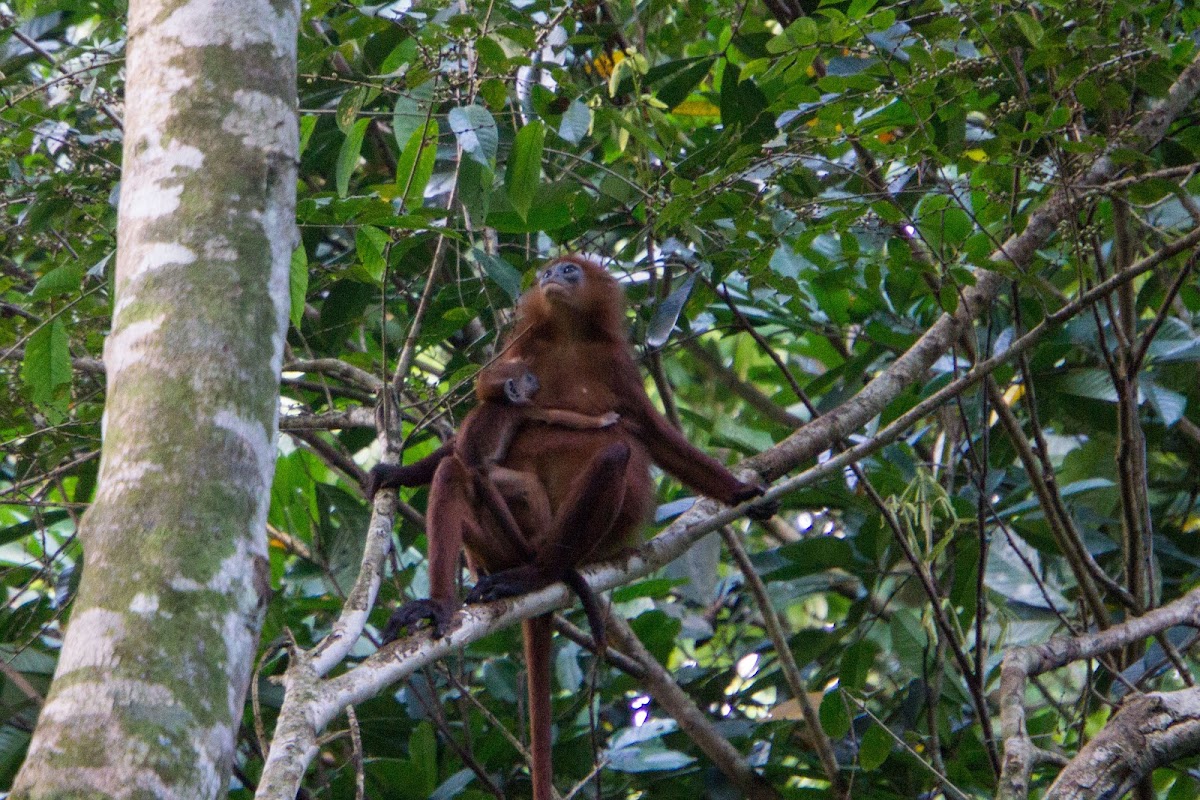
[[11, 1, 298, 797]]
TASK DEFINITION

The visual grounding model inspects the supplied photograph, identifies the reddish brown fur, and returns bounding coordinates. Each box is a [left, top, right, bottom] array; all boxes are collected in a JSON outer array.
[[436, 256, 767, 800], [368, 356, 617, 636], [369, 256, 770, 800]]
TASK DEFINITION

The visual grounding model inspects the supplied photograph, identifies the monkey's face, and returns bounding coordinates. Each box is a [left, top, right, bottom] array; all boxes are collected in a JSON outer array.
[[537, 260, 585, 305], [503, 371, 539, 405]]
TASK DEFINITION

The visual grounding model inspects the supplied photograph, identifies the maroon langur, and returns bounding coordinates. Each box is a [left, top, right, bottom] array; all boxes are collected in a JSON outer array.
[[369, 255, 774, 800], [369, 356, 619, 641]]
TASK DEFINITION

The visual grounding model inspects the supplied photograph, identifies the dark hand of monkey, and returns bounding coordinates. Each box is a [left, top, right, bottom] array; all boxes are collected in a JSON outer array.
[[365, 464, 398, 501], [382, 598, 456, 641], [364, 443, 454, 500], [732, 481, 778, 521]]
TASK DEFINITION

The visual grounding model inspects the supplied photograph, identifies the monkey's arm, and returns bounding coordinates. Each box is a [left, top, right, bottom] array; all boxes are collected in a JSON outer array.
[[524, 408, 620, 430], [364, 441, 454, 499], [617, 363, 775, 519]]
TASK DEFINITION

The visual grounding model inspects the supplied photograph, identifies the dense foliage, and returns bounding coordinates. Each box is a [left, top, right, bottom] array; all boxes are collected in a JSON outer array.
[[4, 0, 1200, 797]]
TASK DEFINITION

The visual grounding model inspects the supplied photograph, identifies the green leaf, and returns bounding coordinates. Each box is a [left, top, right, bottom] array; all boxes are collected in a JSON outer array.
[[22, 318, 71, 414], [394, 119, 438, 207], [472, 249, 522, 301], [392, 81, 435, 150], [819, 691, 850, 737], [938, 283, 959, 313], [646, 272, 696, 348], [607, 747, 696, 773], [335, 87, 366, 133], [1145, 382, 1186, 425], [655, 58, 715, 110], [298, 114, 317, 155], [847, 0, 878, 19], [476, 36, 508, 71], [769, 17, 819, 51], [1012, 12, 1043, 45], [505, 120, 545, 221], [755, 536, 858, 581], [30, 262, 85, 301], [336, 118, 370, 198], [457, 157, 494, 222], [889, 610, 930, 674], [379, 37, 417, 75], [409, 722, 438, 796], [840, 640, 878, 692], [448, 105, 499, 166], [1058, 369, 1119, 402], [429, 770, 475, 800], [558, 100, 592, 145], [859, 723, 894, 770], [355, 226, 389, 283], [289, 246, 308, 329], [719, 61, 773, 140]]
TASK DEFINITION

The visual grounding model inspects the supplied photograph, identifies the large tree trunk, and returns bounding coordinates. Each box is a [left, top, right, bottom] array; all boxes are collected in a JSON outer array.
[[10, 1, 298, 797]]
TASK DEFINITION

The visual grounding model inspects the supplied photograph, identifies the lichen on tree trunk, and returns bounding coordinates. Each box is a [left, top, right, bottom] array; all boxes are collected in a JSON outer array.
[[11, 1, 299, 798]]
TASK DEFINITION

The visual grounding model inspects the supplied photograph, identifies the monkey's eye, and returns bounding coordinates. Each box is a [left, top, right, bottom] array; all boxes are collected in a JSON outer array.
[[561, 264, 578, 275]]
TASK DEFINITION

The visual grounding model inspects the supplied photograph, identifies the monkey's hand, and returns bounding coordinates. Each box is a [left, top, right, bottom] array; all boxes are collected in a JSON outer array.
[[732, 482, 778, 521], [382, 598, 456, 640], [365, 464, 402, 501]]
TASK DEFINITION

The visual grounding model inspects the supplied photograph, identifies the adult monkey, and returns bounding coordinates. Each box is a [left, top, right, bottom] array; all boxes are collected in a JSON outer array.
[[369, 255, 774, 800], [369, 356, 618, 642]]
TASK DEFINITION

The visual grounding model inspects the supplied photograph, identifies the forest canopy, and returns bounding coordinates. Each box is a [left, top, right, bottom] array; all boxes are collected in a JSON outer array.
[[4, 0, 1200, 798]]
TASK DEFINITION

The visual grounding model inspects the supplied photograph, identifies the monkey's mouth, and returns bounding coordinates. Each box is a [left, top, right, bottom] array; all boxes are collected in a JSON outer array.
[[541, 281, 571, 298]]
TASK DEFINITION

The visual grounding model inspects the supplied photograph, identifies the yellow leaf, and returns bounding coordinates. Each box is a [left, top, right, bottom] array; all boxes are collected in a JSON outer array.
[[592, 52, 613, 79], [1002, 383, 1025, 406], [965, 148, 989, 162], [672, 99, 721, 117]]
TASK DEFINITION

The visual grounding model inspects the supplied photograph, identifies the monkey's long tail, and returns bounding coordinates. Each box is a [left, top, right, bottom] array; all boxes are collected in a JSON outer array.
[[524, 614, 555, 800]]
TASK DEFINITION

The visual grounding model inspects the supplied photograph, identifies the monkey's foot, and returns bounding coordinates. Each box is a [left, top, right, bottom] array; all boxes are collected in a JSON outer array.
[[465, 565, 545, 604], [382, 599, 454, 641]]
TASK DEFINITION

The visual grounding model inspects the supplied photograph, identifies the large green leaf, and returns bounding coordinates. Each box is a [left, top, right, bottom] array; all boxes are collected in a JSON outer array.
[[22, 318, 71, 415], [335, 118, 370, 198], [505, 119, 545, 221]]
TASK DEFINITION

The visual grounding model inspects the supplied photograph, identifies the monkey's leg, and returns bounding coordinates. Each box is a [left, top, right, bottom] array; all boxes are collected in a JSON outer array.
[[470, 467, 610, 646], [486, 466, 552, 537], [384, 456, 472, 639], [467, 442, 630, 603]]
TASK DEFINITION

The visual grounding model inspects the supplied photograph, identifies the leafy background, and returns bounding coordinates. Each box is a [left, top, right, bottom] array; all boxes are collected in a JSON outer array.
[[4, 0, 1200, 797]]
